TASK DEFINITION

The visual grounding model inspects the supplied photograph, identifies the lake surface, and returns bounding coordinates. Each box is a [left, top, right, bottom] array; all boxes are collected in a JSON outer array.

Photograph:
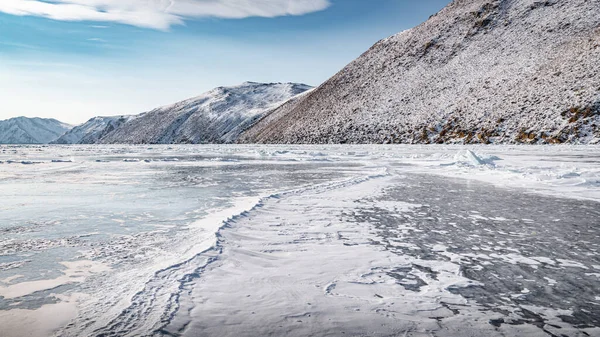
[[1, 145, 599, 336]]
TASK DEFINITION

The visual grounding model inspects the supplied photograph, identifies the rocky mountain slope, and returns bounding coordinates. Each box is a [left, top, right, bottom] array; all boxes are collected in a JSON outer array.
[[97, 82, 311, 144], [0, 117, 72, 144], [240, 0, 600, 144], [52, 116, 132, 144]]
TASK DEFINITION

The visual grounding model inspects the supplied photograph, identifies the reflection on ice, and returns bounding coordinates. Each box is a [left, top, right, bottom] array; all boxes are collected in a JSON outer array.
[[0, 260, 110, 300]]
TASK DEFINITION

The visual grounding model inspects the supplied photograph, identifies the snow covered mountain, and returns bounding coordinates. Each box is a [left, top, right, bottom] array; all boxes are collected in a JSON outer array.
[[98, 82, 311, 144], [0, 117, 72, 144], [52, 116, 133, 144], [240, 0, 600, 144]]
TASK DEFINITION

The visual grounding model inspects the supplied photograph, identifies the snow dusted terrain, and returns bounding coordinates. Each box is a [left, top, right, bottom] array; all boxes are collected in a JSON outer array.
[[0, 117, 71, 144], [241, 0, 600, 144], [93, 82, 311, 144], [52, 116, 133, 144], [0, 144, 599, 337]]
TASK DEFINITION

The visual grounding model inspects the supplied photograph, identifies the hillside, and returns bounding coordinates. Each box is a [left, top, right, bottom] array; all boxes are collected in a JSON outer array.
[[52, 116, 133, 144], [240, 0, 600, 144], [0, 117, 72, 144], [98, 82, 311, 144]]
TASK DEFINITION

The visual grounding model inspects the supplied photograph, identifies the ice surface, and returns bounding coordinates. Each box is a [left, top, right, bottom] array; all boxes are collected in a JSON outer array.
[[0, 260, 109, 299], [0, 144, 599, 336]]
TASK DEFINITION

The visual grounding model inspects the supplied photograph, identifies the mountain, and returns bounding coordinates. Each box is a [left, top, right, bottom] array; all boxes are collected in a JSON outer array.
[[240, 0, 600, 144], [0, 117, 72, 144], [98, 82, 311, 144], [52, 116, 133, 144]]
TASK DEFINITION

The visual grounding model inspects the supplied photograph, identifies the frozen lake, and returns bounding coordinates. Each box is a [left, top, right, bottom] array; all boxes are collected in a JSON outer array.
[[1, 145, 599, 336]]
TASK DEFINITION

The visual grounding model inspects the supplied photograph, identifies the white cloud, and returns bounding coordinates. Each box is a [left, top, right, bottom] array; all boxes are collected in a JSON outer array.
[[0, 0, 331, 30]]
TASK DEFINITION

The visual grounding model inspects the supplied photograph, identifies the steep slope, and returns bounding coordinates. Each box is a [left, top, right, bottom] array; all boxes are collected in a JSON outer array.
[[99, 82, 311, 144], [241, 0, 600, 144], [0, 117, 72, 144], [52, 116, 133, 144]]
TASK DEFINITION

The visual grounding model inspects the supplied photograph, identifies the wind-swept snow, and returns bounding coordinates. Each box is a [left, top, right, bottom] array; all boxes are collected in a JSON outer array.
[[1, 144, 599, 337]]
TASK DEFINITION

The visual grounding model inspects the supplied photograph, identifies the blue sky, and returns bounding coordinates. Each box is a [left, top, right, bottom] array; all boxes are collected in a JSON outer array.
[[0, 0, 450, 124]]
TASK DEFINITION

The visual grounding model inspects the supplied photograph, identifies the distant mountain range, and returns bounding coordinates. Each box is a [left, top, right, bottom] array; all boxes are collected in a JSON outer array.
[[47, 82, 310, 145], [2, 0, 598, 145], [0, 117, 71, 144], [0, 82, 310, 145], [97, 82, 311, 144]]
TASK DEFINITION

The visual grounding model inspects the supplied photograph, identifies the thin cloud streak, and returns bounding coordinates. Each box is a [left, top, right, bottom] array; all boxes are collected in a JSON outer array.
[[0, 0, 331, 30]]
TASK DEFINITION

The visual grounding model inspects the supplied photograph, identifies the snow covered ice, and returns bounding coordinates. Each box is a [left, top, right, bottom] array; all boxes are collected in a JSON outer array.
[[1, 144, 599, 337]]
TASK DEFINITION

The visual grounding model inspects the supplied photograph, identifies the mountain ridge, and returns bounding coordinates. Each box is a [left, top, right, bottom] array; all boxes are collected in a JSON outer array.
[[53, 116, 133, 144], [73, 82, 312, 144], [0, 117, 72, 144]]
